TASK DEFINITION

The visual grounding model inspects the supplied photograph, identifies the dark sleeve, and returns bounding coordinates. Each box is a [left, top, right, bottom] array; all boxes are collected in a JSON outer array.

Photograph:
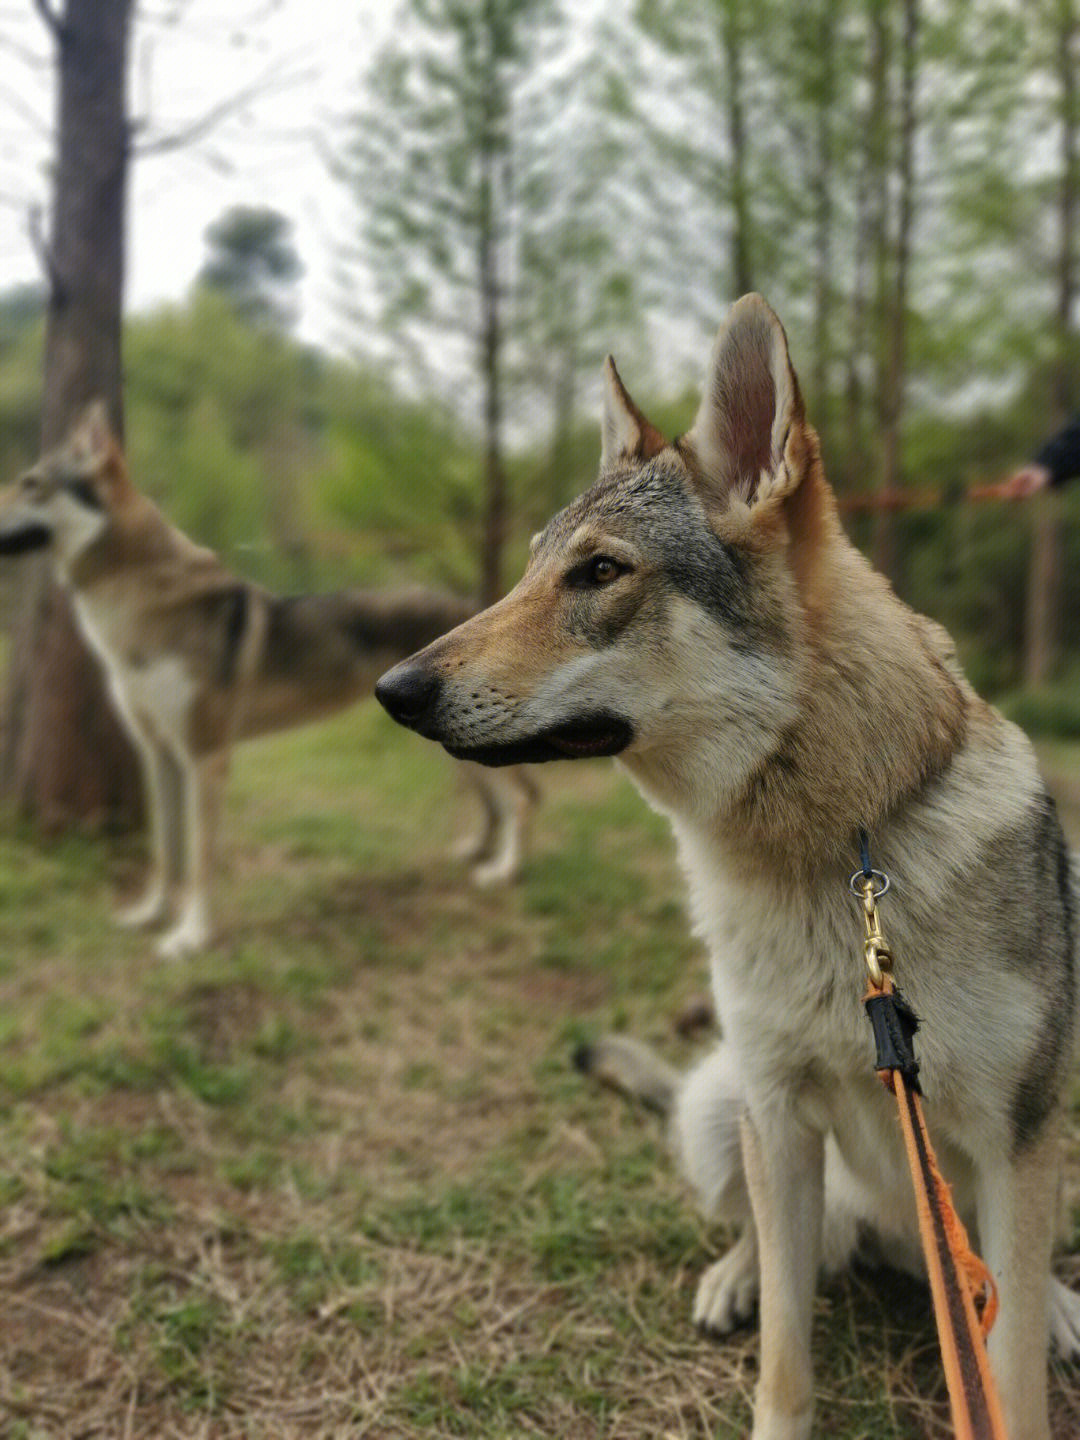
[[1034, 413, 1080, 486]]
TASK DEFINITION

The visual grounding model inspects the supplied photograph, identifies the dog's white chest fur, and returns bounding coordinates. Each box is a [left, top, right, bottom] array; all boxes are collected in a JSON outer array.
[[648, 714, 1054, 1179], [71, 593, 195, 744]]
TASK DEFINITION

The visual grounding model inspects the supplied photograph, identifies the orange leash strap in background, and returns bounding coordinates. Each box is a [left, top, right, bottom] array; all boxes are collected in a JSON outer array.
[[852, 850, 1009, 1440]]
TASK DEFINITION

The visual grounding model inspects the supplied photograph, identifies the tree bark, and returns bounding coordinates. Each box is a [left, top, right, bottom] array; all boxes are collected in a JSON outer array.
[[476, 5, 508, 609], [722, 0, 753, 297], [1025, 0, 1076, 686], [810, 0, 836, 459], [867, 0, 897, 578], [843, 48, 873, 496], [1, 0, 141, 829], [875, 0, 918, 582], [477, 147, 507, 608]]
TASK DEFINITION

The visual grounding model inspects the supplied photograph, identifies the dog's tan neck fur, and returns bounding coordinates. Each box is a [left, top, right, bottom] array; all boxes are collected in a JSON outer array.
[[733, 524, 967, 876], [65, 491, 210, 592], [632, 460, 969, 881]]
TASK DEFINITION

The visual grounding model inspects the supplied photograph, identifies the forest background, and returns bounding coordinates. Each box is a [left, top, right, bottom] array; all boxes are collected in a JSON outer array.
[[3, 0, 1080, 783]]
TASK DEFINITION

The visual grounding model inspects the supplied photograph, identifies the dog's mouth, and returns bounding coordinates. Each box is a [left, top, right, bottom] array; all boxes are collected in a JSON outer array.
[[0, 520, 52, 556], [445, 713, 633, 767]]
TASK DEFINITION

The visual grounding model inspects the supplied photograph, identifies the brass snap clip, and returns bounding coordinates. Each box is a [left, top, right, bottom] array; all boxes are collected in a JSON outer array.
[[849, 868, 893, 988]]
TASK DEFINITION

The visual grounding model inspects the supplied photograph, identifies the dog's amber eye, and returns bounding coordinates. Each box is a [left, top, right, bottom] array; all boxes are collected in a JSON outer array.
[[565, 554, 628, 589], [587, 556, 621, 585]]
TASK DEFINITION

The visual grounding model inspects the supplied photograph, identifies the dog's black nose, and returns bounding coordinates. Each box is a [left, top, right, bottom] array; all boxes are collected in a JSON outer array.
[[375, 662, 441, 729]]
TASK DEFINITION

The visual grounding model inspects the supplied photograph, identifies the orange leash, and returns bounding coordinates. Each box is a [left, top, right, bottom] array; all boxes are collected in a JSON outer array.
[[853, 857, 1009, 1440]]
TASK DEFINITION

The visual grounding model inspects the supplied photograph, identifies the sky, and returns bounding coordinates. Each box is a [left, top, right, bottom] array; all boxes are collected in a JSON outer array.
[[0, 0, 386, 349]]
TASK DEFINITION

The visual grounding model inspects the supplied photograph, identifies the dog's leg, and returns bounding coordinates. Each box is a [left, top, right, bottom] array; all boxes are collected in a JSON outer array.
[[117, 737, 176, 929], [156, 749, 228, 959], [976, 1123, 1059, 1440], [450, 760, 500, 865], [741, 1104, 824, 1440], [469, 767, 537, 885], [673, 1045, 761, 1332]]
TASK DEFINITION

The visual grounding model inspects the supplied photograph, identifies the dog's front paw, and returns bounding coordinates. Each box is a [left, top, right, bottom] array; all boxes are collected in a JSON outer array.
[[693, 1230, 759, 1336], [470, 850, 518, 886], [449, 828, 491, 865], [155, 911, 211, 960], [116, 887, 169, 930], [1050, 1277, 1080, 1360]]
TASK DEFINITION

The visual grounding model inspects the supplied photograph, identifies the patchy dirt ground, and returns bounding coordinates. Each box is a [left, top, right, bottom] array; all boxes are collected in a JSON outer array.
[[1, 710, 1079, 1438]]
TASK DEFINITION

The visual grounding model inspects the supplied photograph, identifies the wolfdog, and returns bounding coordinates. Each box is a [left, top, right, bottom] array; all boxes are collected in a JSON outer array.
[[376, 295, 1080, 1439], [0, 404, 537, 958]]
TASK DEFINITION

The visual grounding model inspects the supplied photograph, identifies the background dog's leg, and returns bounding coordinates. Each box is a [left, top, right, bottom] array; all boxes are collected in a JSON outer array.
[[117, 737, 175, 930], [976, 1123, 1058, 1440], [449, 761, 500, 865], [156, 749, 228, 959], [741, 1106, 823, 1440], [470, 767, 538, 885]]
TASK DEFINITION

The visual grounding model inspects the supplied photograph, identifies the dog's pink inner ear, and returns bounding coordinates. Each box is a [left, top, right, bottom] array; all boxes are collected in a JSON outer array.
[[710, 331, 776, 498], [687, 295, 804, 507]]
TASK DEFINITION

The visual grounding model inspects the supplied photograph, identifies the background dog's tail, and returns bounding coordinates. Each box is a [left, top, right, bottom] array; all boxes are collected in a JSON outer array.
[[573, 1033, 680, 1117]]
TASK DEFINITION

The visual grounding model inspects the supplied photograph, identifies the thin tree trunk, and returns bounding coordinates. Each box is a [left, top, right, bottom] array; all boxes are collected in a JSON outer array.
[[868, 0, 897, 578], [1, 0, 141, 829], [548, 329, 577, 516], [876, 0, 918, 582], [810, 0, 836, 457], [1025, 0, 1076, 686], [843, 55, 873, 495], [477, 20, 507, 610], [722, 1, 753, 296]]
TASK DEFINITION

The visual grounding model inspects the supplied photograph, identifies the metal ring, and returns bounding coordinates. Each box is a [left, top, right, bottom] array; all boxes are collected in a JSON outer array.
[[849, 868, 890, 899]]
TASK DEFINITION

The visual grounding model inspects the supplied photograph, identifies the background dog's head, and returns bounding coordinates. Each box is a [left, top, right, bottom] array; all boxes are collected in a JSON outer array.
[[376, 295, 837, 802], [0, 401, 129, 567]]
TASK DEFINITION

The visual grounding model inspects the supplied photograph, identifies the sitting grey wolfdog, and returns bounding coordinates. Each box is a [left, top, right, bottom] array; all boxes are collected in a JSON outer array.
[[376, 294, 1080, 1440]]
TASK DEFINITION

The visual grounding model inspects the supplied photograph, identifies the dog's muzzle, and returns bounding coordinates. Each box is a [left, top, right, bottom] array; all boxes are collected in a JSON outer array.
[[376, 658, 634, 765], [0, 520, 52, 556]]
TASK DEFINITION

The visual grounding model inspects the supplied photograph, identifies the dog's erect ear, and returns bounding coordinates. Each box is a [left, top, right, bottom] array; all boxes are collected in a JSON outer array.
[[684, 294, 808, 509], [67, 400, 115, 461], [600, 356, 667, 469], [66, 399, 127, 482]]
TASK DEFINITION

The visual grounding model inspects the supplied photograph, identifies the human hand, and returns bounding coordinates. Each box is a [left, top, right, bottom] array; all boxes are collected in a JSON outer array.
[[1002, 463, 1052, 498]]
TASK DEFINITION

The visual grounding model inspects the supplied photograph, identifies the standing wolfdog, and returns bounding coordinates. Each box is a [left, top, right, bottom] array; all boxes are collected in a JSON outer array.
[[0, 404, 536, 958], [376, 295, 1080, 1440]]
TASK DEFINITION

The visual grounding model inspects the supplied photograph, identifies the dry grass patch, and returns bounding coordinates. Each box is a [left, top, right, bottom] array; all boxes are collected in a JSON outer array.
[[0, 711, 1078, 1436]]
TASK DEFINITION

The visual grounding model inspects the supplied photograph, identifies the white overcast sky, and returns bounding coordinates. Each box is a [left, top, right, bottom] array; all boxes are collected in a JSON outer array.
[[0, 0, 392, 348]]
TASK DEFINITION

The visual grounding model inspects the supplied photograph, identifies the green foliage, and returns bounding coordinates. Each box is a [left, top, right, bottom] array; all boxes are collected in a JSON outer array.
[[999, 672, 1080, 739], [116, 292, 486, 592]]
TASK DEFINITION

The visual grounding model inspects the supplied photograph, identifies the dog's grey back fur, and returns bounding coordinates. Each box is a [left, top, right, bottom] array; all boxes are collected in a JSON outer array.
[[239, 587, 474, 740]]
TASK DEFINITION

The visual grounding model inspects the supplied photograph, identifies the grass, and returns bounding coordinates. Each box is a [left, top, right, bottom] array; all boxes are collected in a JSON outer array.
[[1, 706, 1080, 1437]]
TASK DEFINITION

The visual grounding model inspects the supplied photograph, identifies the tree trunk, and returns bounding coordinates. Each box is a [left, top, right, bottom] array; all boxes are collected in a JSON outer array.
[[867, 0, 897, 578], [476, 50, 507, 610], [1, 0, 141, 830], [1025, 0, 1076, 686], [722, 1, 753, 297], [810, 0, 836, 459], [843, 51, 873, 496], [875, 0, 918, 583], [1024, 497, 1063, 687]]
